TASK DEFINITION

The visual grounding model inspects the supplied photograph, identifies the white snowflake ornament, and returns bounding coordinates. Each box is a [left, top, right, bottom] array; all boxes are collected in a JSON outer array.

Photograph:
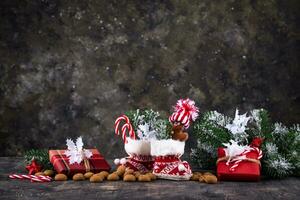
[[225, 109, 251, 134], [223, 140, 250, 164], [64, 137, 92, 165]]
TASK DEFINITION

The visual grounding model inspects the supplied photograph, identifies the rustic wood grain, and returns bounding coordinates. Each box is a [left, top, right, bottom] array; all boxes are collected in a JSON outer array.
[[0, 157, 299, 200]]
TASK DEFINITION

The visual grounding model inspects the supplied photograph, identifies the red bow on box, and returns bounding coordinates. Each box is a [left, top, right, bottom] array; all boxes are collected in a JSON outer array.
[[26, 159, 42, 175], [250, 137, 263, 148]]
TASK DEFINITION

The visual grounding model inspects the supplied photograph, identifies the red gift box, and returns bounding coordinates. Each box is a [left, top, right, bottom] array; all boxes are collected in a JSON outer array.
[[217, 147, 262, 181], [49, 149, 111, 176]]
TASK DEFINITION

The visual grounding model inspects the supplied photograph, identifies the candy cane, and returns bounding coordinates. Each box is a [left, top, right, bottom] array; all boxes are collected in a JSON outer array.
[[9, 174, 52, 182], [229, 147, 253, 171], [31, 175, 52, 182], [9, 174, 52, 181], [114, 115, 129, 136], [229, 147, 262, 171], [121, 123, 129, 143], [254, 147, 263, 159], [9, 174, 27, 180], [229, 155, 246, 171], [30, 176, 52, 182], [114, 115, 136, 143]]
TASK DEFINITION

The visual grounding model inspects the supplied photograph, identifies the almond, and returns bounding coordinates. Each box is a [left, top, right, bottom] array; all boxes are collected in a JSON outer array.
[[124, 169, 134, 176], [123, 174, 136, 182], [73, 173, 85, 181], [145, 173, 156, 180], [133, 171, 141, 178], [43, 170, 54, 177], [98, 171, 109, 179], [138, 174, 151, 182], [90, 174, 104, 183], [116, 165, 126, 176], [35, 172, 45, 176], [107, 173, 119, 181], [54, 174, 68, 181], [190, 173, 200, 181], [84, 172, 94, 179], [203, 174, 218, 184]]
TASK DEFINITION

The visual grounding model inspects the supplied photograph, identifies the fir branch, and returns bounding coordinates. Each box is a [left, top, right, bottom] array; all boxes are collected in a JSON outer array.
[[191, 108, 299, 179], [257, 109, 273, 140], [263, 155, 293, 179], [24, 149, 53, 170], [191, 142, 217, 169], [125, 109, 171, 140], [190, 111, 232, 168], [154, 119, 172, 140]]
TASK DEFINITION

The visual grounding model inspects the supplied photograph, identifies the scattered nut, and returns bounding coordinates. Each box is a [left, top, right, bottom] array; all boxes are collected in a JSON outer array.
[[199, 175, 205, 183], [138, 174, 151, 182], [116, 165, 126, 176], [84, 172, 94, 179], [98, 171, 109, 179], [190, 173, 200, 181], [203, 174, 218, 184], [107, 173, 119, 181], [123, 174, 136, 182], [145, 173, 156, 180], [54, 174, 68, 181], [35, 172, 45, 176], [124, 169, 134, 176], [203, 172, 214, 176], [133, 171, 141, 178], [43, 170, 54, 177], [73, 173, 85, 181], [90, 174, 104, 183]]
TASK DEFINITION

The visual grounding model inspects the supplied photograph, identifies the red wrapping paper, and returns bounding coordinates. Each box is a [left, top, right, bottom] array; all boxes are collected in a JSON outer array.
[[217, 148, 261, 181], [49, 149, 111, 176]]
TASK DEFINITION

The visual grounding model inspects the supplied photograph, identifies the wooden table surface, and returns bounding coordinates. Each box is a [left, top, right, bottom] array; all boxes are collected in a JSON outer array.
[[0, 157, 299, 200]]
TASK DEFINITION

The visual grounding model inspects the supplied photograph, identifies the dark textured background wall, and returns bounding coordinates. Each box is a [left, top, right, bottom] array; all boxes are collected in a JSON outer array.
[[0, 0, 299, 157]]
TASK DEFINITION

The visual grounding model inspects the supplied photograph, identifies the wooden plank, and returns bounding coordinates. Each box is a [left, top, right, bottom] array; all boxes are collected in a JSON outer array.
[[0, 157, 299, 200]]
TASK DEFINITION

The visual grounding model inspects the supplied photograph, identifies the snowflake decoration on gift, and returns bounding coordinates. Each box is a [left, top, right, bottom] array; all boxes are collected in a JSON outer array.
[[225, 109, 251, 135], [64, 136, 92, 165], [223, 140, 250, 163]]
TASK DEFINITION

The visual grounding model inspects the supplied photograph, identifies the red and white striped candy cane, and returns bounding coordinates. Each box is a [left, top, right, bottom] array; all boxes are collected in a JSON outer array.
[[254, 147, 263, 159], [229, 155, 247, 171], [31, 175, 52, 182], [9, 174, 28, 180], [30, 176, 52, 182], [9, 174, 52, 182], [121, 123, 130, 143], [229, 147, 262, 171], [114, 115, 136, 143]]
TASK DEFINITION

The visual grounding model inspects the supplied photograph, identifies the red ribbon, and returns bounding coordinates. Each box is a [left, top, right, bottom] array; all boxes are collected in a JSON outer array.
[[26, 159, 42, 175]]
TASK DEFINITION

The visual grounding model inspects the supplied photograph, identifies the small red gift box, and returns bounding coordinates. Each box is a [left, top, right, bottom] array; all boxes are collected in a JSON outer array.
[[49, 149, 111, 176], [217, 148, 261, 181], [217, 138, 263, 181]]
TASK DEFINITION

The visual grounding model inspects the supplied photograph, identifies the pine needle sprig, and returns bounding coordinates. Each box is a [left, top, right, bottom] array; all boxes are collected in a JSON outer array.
[[24, 149, 53, 170]]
